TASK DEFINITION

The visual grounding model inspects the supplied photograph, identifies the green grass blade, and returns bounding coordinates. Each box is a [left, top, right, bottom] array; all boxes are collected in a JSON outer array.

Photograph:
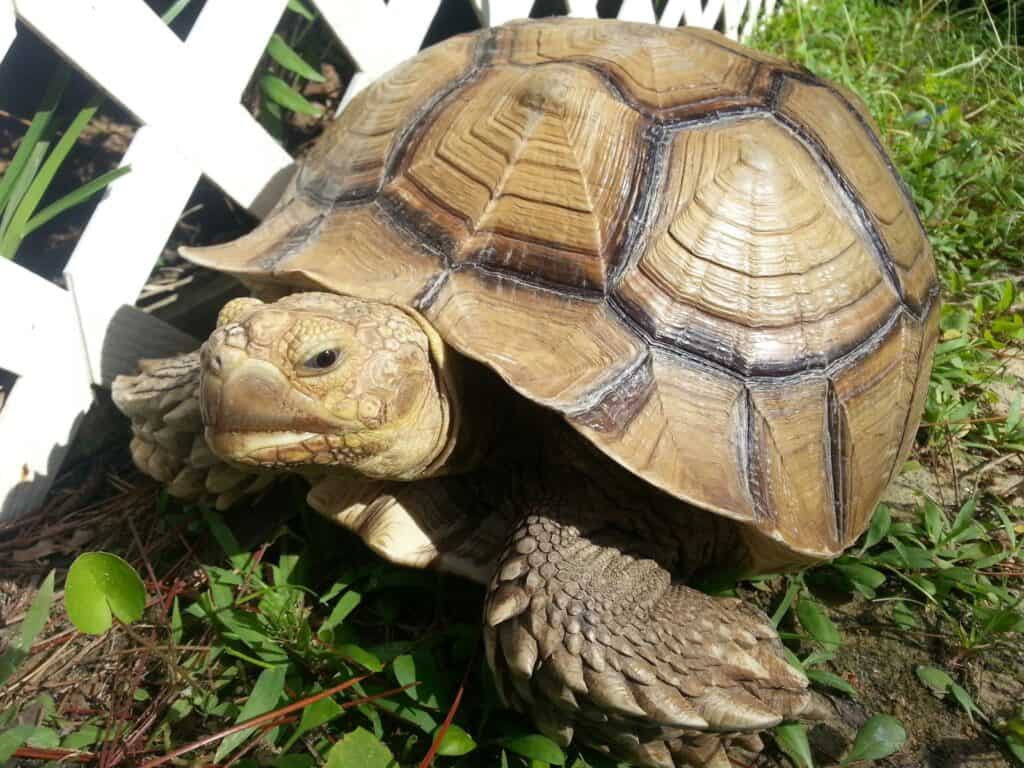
[[160, 0, 194, 23], [0, 69, 69, 212], [259, 75, 323, 117], [22, 165, 131, 238], [0, 140, 49, 257], [267, 34, 325, 82], [0, 91, 105, 257], [286, 0, 315, 20]]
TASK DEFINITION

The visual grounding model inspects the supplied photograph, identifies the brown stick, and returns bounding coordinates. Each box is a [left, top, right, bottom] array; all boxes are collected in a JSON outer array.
[[137, 675, 422, 768]]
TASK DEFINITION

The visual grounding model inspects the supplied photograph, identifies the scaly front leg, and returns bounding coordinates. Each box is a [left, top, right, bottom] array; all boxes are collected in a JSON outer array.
[[112, 351, 270, 508], [484, 496, 820, 768]]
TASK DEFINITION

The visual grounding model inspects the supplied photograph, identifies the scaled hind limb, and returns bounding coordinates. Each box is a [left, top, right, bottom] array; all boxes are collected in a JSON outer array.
[[484, 491, 821, 768]]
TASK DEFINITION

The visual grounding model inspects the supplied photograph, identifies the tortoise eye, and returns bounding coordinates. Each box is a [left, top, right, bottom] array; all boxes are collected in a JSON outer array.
[[302, 348, 342, 373]]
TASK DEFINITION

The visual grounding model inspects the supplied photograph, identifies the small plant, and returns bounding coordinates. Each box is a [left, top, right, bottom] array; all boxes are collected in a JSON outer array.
[[255, 0, 332, 141], [0, 71, 130, 260]]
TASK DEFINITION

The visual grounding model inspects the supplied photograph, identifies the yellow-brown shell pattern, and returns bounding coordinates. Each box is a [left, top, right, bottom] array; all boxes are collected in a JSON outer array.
[[186, 19, 940, 564]]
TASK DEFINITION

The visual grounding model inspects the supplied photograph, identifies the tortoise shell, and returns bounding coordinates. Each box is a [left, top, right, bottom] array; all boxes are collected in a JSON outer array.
[[184, 18, 940, 566]]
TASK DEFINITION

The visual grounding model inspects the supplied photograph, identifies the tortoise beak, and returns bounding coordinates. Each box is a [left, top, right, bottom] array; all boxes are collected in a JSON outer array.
[[199, 328, 345, 465]]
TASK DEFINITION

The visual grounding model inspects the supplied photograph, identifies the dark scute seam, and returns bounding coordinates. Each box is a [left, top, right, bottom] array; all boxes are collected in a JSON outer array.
[[564, 350, 654, 432], [741, 387, 774, 523], [887, 299, 937, 487], [381, 55, 491, 189], [413, 270, 451, 312], [605, 120, 668, 289], [769, 72, 917, 320], [257, 214, 328, 272], [825, 378, 851, 546]]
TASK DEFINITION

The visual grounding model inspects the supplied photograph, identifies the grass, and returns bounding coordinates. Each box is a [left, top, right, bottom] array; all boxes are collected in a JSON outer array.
[[1, 0, 1023, 766]]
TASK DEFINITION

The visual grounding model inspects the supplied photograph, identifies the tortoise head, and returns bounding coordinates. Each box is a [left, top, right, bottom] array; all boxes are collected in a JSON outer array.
[[199, 292, 455, 480]]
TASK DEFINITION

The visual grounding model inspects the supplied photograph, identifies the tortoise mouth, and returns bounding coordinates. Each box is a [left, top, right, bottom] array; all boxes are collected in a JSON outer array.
[[200, 357, 351, 466]]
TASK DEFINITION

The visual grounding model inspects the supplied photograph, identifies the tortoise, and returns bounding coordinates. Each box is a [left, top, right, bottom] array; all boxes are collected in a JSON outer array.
[[112, 17, 939, 768]]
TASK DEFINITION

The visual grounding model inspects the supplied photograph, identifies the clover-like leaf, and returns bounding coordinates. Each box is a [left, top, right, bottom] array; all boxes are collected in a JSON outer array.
[[435, 724, 477, 756], [326, 727, 396, 768], [65, 553, 146, 635]]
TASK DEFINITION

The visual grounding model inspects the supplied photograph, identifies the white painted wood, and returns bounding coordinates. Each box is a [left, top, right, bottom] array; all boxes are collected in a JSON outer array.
[[617, 0, 657, 23], [316, 0, 442, 80], [14, 0, 291, 213], [63, 126, 205, 385], [1, 0, 14, 65], [64, 0, 289, 386], [565, 1, 599, 17], [0, 260, 93, 521], [476, 0, 533, 25]]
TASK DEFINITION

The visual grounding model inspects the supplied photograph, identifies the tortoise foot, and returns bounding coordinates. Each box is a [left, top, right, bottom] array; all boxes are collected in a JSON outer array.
[[483, 506, 817, 767]]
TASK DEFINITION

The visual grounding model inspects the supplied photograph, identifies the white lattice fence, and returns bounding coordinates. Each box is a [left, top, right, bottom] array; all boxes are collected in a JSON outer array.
[[0, 0, 787, 519]]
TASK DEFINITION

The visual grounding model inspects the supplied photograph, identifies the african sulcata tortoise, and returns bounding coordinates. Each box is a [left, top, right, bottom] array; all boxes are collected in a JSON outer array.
[[113, 18, 939, 767]]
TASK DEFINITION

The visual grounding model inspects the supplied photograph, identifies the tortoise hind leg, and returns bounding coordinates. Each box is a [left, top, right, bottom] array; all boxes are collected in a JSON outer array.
[[483, 498, 818, 768]]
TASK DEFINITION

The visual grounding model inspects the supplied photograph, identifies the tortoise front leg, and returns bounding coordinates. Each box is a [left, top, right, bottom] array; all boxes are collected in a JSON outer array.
[[112, 351, 270, 508], [307, 470, 518, 584], [484, 500, 819, 768]]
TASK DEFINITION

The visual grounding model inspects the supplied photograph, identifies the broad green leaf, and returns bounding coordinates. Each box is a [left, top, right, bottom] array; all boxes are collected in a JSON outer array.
[[435, 724, 477, 756], [26, 727, 59, 748], [892, 601, 918, 628], [841, 714, 906, 765], [0, 725, 37, 763], [796, 599, 840, 651], [774, 722, 815, 768], [334, 643, 382, 672], [915, 665, 954, 695], [807, 669, 857, 697], [862, 505, 891, 549], [0, 570, 54, 685], [370, 696, 437, 733], [834, 562, 886, 590], [500, 734, 565, 765], [62, 724, 102, 750], [391, 651, 446, 708], [323, 590, 362, 631], [213, 665, 287, 762], [325, 727, 396, 768], [267, 35, 325, 82], [282, 694, 342, 751], [65, 553, 146, 635], [260, 76, 323, 117]]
